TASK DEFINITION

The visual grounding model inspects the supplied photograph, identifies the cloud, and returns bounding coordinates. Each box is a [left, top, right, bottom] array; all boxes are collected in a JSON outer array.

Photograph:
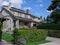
[[23, 7, 32, 10], [39, 4, 43, 7], [0, 0, 23, 8], [0, 0, 3, 5], [2, 1, 9, 6], [9, 0, 23, 8], [46, 10, 53, 13], [35, 4, 43, 8], [9, 0, 22, 4]]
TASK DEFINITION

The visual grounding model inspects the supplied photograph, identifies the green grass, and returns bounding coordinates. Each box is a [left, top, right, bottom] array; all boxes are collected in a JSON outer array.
[[2, 32, 13, 42], [25, 40, 49, 45]]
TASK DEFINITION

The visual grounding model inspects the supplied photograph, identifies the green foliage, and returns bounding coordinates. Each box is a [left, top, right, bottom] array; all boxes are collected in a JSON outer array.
[[47, 0, 59, 10], [48, 30, 60, 38], [37, 23, 60, 30], [0, 21, 3, 41], [2, 32, 13, 42], [47, 0, 60, 23], [25, 40, 49, 45], [50, 10, 60, 23], [17, 30, 48, 43], [12, 28, 20, 44], [21, 25, 29, 29]]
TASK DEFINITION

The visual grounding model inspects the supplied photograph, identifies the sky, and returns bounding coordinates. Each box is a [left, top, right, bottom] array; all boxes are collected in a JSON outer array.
[[0, 0, 52, 18]]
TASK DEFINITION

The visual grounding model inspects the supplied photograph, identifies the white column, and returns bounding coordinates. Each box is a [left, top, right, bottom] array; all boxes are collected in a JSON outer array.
[[31, 22, 34, 28], [16, 20, 19, 29]]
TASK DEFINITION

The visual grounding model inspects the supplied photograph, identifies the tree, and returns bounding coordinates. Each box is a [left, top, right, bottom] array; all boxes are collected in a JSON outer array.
[[50, 9, 60, 23], [0, 19, 5, 41], [0, 21, 3, 41], [47, 0, 60, 23], [47, 0, 60, 10]]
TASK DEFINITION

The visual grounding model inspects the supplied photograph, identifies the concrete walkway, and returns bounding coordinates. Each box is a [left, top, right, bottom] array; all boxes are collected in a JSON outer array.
[[2, 40, 12, 45], [2, 37, 60, 45], [39, 37, 60, 45]]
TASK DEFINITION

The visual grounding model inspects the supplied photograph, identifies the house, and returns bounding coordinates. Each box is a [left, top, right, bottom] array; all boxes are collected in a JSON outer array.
[[0, 3, 43, 32]]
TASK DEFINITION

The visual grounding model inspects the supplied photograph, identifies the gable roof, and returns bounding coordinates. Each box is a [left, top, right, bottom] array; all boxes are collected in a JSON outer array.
[[1, 7, 17, 20], [0, 13, 8, 20], [10, 7, 40, 18], [2, 6, 40, 18], [0, 6, 40, 22]]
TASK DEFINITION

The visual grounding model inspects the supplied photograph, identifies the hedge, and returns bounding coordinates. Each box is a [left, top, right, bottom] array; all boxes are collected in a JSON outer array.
[[48, 30, 60, 38], [37, 23, 60, 30], [14, 30, 48, 43]]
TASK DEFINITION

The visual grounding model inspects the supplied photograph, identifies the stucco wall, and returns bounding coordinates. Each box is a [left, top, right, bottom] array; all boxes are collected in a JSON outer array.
[[2, 16, 14, 32], [2, 10, 9, 16], [16, 20, 19, 29]]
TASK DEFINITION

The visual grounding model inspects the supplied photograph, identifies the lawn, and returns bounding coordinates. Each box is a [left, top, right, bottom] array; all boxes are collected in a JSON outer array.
[[25, 40, 49, 45], [2, 32, 13, 42]]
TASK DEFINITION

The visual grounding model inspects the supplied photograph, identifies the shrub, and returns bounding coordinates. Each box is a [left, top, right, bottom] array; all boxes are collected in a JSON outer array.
[[20, 25, 29, 29], [37, 23, 60, 30], [12, 28, 20, 44], [48, 30, 60, 38], [17, 30, 48, 43]]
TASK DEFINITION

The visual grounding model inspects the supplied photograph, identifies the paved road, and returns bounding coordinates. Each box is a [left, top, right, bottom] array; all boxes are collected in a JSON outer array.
[[39, 37, 60, 45]]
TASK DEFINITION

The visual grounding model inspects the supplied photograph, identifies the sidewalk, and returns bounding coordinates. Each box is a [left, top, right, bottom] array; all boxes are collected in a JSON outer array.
[[39, 37, 60, 45], [2, 37, 60, 45], [2, 40, 12, 45]]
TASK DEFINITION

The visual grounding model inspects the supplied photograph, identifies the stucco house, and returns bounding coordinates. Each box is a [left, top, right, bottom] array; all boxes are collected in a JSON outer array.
[[0, 3, 43, 32]]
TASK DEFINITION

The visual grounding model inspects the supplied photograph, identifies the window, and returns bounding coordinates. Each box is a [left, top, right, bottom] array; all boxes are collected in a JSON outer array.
[[25, 15, 28, 18], [19, 13, 21, 17]]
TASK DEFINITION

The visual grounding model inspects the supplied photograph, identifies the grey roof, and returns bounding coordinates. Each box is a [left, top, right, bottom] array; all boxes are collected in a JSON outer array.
[[0, 7, 39, 22], [0, 13, 8, 20], [0, 7, 34, 22], [10, 7, 25, 13], [2, 7, 17, 20], [10, 7, 40, 18]]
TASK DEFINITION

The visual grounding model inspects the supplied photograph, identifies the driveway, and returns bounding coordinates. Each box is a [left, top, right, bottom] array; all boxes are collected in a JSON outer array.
[[39, 37, 60, 45]]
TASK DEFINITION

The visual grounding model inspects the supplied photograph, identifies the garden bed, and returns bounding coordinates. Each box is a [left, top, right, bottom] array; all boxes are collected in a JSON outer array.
[[2, 29, 48, 45]]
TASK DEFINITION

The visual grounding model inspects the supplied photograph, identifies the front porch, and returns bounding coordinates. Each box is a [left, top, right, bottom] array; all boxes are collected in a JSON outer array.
[[2, 18, 37, 32], [15, 19, 37, 29]]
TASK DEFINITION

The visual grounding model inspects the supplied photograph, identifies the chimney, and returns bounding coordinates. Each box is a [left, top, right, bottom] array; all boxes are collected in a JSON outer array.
[[26, 9, 29, 14], [8, 2, 12, 9]]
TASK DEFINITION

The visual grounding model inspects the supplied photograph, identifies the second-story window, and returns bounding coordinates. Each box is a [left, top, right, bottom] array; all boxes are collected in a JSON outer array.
[[14, 12, 18, 16], [25, 15, 28, 18], [19, 13, 22, 17]]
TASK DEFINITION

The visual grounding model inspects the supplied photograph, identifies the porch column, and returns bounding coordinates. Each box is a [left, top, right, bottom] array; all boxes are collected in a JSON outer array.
[[16, 20, 19, 29], [2, 19, 8, 32], [31, 22, 34, 28]]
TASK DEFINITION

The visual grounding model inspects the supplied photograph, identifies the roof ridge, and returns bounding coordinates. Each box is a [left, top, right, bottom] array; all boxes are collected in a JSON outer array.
[[3, 7, 17, 20]]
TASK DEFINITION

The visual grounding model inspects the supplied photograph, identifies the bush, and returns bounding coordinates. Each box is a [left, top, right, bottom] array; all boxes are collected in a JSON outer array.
[[37, 23, 60, 30], [17, 30, 48, 43], [12, 28, 20, 44], [20, 25, 29, 29], [48, 30, 60, 38]]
